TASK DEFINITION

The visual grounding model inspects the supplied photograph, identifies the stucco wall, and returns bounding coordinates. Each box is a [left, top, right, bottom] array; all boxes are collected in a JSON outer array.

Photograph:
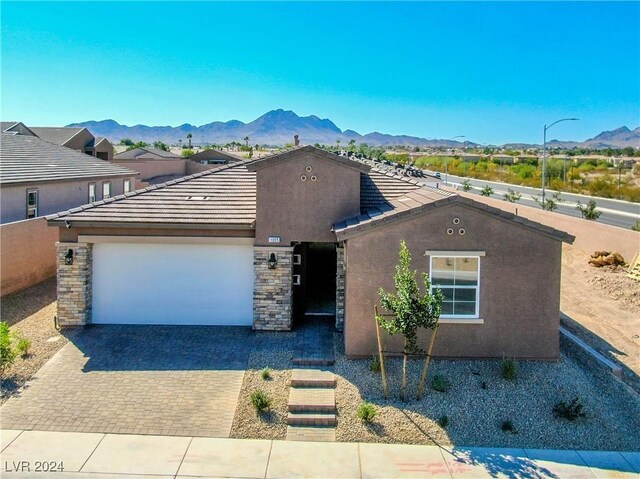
[[64, 129, 94, 153], [109, 159, 186, 181], [344, 202, 563, 360], [254, 154, 361, 246], [1, 176, 136, 224], [1, 218, 59, 295], [186, 161, 217, 175]]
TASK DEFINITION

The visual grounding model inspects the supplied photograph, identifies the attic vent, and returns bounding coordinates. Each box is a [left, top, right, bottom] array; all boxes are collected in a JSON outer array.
[[187, 196, 210, 200]]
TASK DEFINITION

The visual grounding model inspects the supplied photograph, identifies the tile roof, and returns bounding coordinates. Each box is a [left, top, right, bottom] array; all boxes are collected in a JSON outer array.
[[47, 160, 257, 228], [1, 121, 19, 132], [188, 149, 242, 162], [246, 145, 370, 173], [334, 188, 574, 243], [0, 133, 138, 185], [114, 147, 182, 160], [29, 127, 85, 146]]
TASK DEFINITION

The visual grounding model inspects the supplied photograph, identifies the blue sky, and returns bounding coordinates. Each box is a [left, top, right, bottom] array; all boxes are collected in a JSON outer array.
[[2, 1, 638, 144]]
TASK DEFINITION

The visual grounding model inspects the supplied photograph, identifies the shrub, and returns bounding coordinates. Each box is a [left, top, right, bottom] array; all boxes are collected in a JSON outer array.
[[480, 185, 494, 197], [553, 398, 586, 421], [370, 354, 381, 373], [0, 322, 16, 377], [431, 374, 450, 392], [357, 402, 377, 424], [250, 390, 271, 416], [480, 381, 488, 390], [437, 415, 449, 428], [632, 220, 640, 232], [501, 358, 518, 380], [260, 367, 271, 380], [501, 419, 516, 433], [15, 336, 31, 358]]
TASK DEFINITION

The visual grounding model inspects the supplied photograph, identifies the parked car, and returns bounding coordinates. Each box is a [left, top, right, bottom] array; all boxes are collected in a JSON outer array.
[[434, 172, 441, 179]]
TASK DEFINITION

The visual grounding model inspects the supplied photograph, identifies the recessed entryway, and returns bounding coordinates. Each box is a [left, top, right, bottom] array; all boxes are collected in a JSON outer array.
[[292, 242, 337, 322]]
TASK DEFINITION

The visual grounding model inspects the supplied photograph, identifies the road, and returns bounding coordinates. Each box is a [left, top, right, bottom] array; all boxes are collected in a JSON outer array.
[[420, 172, 640, 229]]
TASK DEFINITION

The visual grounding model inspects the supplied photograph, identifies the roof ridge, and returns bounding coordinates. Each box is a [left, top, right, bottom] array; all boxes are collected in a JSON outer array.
[[45, 158, 258, 220]]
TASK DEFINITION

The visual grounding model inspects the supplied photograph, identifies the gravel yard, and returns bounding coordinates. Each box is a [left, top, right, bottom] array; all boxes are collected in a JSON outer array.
[[334, 335, 640, 451], [1, 278, 66, 405], [230, 350, 293, 440]]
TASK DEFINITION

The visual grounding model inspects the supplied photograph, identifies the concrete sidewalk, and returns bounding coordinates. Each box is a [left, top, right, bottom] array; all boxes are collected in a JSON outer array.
[[1, 429, 638, 478]]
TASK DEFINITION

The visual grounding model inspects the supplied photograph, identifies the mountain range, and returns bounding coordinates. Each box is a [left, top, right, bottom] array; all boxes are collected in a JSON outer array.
[[67, 109, 640, 149]]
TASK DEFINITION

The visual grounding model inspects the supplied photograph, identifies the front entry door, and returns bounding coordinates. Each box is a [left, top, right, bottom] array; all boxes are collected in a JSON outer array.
[[292, 243, 337, 321]]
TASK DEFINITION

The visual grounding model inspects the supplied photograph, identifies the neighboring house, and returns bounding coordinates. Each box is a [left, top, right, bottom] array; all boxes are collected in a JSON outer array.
[[30, 126, 114, 161], [188, 149, 242, 165], [48, 145, 573, 360], [112, 147, 216, 185], [0, 132, 137, 224]]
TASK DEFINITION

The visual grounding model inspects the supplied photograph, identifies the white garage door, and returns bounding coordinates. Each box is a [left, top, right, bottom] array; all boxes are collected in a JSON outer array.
[[92, 241, 254, 325]]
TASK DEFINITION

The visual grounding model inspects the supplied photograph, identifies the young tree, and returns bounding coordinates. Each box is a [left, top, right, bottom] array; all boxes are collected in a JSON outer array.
[[576, 199, 602, 220], [461, 179, 472, 192], [532, 191, 563, 211], [480, 185, 494, 197], [503, 188, 522, 203], [376, 241, 443, 401]]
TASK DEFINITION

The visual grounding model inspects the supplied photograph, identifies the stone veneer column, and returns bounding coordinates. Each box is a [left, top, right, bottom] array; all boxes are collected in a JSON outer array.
[[56, 242, 93, 327], [335, 245, 345, 331], [253, 247, 293, 330]]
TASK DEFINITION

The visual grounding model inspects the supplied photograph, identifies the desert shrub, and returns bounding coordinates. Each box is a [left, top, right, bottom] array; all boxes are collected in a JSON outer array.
[[431, 374, 450, 392], [250, 390, 271, 416], [15, 336, 32, 358], [260, 367, 271, 380], [437, 415, 449, 428], [0, 322, 16, 377], [553, 398, 586, 421], [357, 402, 377, 423], [480, 185, 494, 197], [632, 220, 640, 232], [501, 358, 518, 380], [501, 419, 516, 433], [370, 354, 381, 373]]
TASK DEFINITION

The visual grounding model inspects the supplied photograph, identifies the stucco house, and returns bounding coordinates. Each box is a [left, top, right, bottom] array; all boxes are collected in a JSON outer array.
[[25, 125, 114, 160], [0, 130, 138, 224], [48, 145, 573, 360], [188, 149, 242, 165]]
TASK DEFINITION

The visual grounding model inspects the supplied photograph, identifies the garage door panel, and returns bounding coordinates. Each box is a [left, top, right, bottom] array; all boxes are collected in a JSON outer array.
[[92, 243, 253, 325]]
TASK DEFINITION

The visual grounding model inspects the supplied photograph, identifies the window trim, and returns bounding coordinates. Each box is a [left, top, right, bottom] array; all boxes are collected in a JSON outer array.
[[26, 188, 39, 219], [102, 181, 111, 199], [123, 179, 131, 193], [88, 182, 97, 203], [429, 254, 481, 320]]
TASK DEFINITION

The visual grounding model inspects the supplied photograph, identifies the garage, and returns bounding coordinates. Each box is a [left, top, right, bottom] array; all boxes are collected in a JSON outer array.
[[92, 239, 254, 325]]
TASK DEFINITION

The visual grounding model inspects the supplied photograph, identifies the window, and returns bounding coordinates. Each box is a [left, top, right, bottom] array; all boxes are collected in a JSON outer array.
[[26, 189, 38, 219], [123, 179, 131, 193], [88, 183, 96, 203], [102, 182, 111, 199], [430, 256, 480, 317]]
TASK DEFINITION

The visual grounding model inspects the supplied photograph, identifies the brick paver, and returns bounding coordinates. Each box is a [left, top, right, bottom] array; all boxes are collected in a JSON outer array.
[[0, 325, 291, 437], [285, 425, 336, 442]]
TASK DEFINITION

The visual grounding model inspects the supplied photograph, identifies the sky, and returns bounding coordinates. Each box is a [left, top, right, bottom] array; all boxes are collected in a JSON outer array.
[[1, 1, 639, 145]]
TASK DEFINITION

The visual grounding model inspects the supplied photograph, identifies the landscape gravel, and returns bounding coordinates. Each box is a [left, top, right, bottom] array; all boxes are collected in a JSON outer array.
[[230, 349, 293, 440], [333, 334, 640, 451], [1, 279, 66, 404]]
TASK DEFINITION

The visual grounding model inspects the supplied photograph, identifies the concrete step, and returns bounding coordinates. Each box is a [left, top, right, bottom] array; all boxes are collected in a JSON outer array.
[[286, 425, 336, 442], [291, 369, 336, 388], [287, 412, 337, 426], [288, 387, 336, 413], [292, 357, 335, 366]]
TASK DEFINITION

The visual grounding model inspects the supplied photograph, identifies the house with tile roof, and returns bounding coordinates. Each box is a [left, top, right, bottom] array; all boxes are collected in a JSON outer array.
[[187, 148, 243, 165], [48, 145, 573, 359]]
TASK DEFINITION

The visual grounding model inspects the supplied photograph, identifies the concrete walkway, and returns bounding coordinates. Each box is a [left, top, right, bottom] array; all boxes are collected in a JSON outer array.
[[2, 429, 638, 478]]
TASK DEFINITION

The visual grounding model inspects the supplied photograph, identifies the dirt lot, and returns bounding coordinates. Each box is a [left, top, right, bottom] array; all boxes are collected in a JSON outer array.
[[560, 244, 640, 390], [0, 278, 66, 404]]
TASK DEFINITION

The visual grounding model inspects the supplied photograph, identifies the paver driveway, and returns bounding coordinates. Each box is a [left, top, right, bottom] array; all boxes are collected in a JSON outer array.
[[0, 325, 292, 437]]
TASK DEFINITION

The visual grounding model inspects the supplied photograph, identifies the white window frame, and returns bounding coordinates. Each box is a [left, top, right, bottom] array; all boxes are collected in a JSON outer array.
[[102, 181, 111, 199], [26, 189, 38, 219], [123, 179, 131, 193], [429, 254, 481, 320], [88, 183, 96, 203]]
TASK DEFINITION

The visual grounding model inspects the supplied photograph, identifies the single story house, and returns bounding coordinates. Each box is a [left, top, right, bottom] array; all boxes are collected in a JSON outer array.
[[188, 149, 242, 165], [48, 145, 573, 359], [1, 131, 137, 224], [28, 125, 114, 160]]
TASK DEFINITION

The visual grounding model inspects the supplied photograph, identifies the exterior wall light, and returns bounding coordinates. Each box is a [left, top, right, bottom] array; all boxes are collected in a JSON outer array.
[[268, 253, 277, 269], [65, 249, 74, 265]]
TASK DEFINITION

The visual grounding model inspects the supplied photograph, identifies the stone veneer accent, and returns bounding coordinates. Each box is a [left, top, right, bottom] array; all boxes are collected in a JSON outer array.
[[56, 242, 93, 327], [253, 247, 293, 330], [335, 246, 345, 331]]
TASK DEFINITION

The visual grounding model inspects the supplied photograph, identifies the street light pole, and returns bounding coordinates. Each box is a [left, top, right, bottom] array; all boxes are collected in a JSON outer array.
[[542, 118, 579, 206]]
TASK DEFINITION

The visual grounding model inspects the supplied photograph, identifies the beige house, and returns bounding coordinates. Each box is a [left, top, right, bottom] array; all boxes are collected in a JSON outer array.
[[188, 149, 242, 165], [27, 125, 114, 160], [48, 145, 573, 360], [1, 131, 137, 224]]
